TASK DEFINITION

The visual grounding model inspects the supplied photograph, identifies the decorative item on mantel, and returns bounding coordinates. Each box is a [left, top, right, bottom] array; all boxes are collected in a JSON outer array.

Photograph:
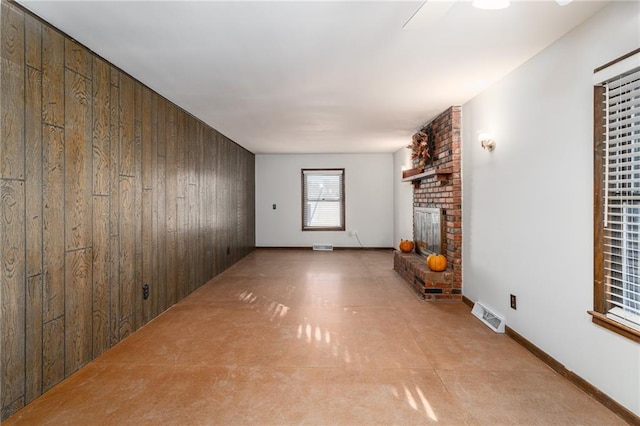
[[398, 239, 414, 253], [407, 130, 431, 170]]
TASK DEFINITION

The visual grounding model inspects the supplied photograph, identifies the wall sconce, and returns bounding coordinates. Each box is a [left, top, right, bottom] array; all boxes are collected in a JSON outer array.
[[479, 133, 496, 151]]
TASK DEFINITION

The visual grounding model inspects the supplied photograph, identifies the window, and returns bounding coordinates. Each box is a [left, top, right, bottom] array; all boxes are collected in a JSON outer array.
[[301, 169, 345, 231], [592, 49, 640, 342]]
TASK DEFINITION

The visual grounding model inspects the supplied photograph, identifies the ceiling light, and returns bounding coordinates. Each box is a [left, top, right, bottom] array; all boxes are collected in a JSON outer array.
[[555, 0, 573, 5], [473, 0, 510, 10]]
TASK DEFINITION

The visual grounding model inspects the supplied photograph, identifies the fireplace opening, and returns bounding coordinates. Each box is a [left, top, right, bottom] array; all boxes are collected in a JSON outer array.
[[414, 207, 444, 258]]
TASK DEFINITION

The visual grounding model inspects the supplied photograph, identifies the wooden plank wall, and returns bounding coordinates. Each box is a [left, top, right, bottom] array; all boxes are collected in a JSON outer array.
[[0, 2, 256, 420]]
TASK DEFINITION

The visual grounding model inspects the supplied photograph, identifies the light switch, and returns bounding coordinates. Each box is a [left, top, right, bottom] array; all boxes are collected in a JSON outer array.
[[272, 204, 277, 210]]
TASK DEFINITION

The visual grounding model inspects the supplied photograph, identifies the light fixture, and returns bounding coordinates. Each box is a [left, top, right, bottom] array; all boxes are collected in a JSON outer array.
[[479, 133, 496, 151], [472, 0, 510, 10], [555, 0, 573, 5]]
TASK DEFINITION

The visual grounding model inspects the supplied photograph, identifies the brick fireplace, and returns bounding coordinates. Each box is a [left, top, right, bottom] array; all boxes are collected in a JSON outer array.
[[394, 106, 462, 301]]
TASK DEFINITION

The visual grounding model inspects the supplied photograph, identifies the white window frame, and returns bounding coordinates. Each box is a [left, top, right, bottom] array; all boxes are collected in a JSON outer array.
[[301, 169, 345, 231]]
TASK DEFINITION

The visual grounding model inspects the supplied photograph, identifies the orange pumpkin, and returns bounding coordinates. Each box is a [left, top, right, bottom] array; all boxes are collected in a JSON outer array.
[[399, 240, 414, 253], [426, 254, 447, 272]]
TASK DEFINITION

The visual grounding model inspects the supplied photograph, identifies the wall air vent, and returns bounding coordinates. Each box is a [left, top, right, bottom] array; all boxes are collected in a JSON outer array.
[[312, 244, 333, 251], [471, 301, 505, 333]]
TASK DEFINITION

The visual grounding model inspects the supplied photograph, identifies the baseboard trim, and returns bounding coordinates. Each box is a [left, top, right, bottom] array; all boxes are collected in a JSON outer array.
[[462, 297, 638, 425], [255, 246, 394, 251], [255, 246, 314, 250], [462, 295, 474, 309], [505, 326, 639, 425]]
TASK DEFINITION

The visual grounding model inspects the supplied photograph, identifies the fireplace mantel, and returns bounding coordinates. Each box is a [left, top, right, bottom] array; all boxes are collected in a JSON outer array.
[[402, 168, 452, 186], [401, 167, 452, 181]]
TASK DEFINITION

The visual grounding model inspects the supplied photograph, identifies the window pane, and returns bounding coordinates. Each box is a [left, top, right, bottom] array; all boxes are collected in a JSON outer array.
[[305, 201, 341, 227], [306, 175, 341, 201]]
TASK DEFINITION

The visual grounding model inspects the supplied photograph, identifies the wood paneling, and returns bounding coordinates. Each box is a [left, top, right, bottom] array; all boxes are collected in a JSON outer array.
[[176, 110, 186, 199], [42, 26, 64, 128], [134, 252, 143, 330], [119, 74, 135, 177], [142, 87, 152, 190], [42, 124, 64, 322], [187, 117, 198, 185], [217, 136, 230, 272], [64, 39, 91, 78], [25, 274, 43, 403], [203, 130, 215, 279], [25, 67, 42, 277], [92, 196, 110, 357], [65, 248, 93, 374], [108, 68, 121, 347], [0, 2, 255, 419], [109, 68, 120, 237], [65, 69, 92, 251], [1, 180, 26, 416], [187, 183, 197, 293], [142, 188, 152, 324], [176, 196, 186, 300], [133, 82, 143, 330], [1, 2, 24, 180], [24, 14, 41, 69], [150, 93, 160, 317], [167, 230, 177, 307], [93, 57, 110, 196], [109, 235, 120, 346], [24, 21, 41, 297], [119, 175, 135, 337], [166, 105, 177, 233], [229, 143, 239, 261], [156, 93, 166, 158], [42, 317, 64, 392], [156, 156, 167, 313]]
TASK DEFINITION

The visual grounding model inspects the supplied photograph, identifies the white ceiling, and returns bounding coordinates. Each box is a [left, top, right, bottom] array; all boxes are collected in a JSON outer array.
[[17, 0, 609, 154]]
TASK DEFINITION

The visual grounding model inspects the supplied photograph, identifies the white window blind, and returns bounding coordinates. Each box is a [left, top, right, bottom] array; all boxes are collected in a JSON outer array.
[[600, 65, 640, 330], [302, 169, 345, 230]]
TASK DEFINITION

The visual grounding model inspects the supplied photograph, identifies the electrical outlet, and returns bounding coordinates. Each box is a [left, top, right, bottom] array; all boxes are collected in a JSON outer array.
[[142, 283, 150, 300], [510, 294, 517, 310]]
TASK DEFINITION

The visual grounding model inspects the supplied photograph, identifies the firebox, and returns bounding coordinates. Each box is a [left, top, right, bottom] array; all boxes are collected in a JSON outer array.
[[413, 207, 444, 258]]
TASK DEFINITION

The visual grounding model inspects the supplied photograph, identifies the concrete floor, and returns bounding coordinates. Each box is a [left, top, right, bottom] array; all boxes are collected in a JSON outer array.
[[4, 249, 625, 425]]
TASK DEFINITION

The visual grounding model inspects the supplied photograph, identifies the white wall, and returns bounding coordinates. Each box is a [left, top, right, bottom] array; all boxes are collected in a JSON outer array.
[[393, 147, 414, 245], [255, 154, 394, 248], [462, 1, 640, 415]]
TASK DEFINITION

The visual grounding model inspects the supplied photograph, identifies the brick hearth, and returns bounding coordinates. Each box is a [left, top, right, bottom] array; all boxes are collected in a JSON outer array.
[[394, 251, 461, 301]]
